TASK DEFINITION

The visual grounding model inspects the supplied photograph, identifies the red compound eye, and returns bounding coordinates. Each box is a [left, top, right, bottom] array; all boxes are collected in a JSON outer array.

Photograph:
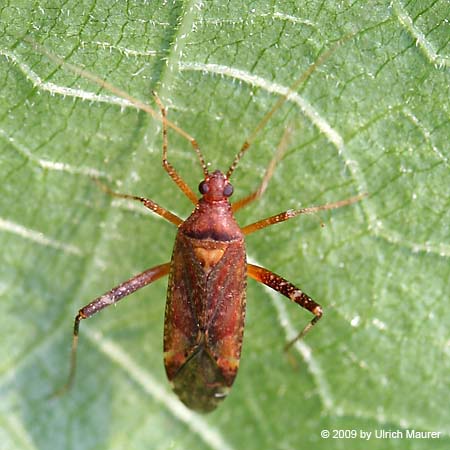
[[199, 180, 209, 194], [223, 183, 233, 197]]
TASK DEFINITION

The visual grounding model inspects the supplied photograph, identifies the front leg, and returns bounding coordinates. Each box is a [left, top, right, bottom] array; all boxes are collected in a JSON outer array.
[[57, 262, 171, 394], [247, 263, 322, 350]]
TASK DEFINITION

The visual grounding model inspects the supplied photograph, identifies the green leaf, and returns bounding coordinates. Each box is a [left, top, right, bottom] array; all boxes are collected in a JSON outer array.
[[1, 1, 449, 449]]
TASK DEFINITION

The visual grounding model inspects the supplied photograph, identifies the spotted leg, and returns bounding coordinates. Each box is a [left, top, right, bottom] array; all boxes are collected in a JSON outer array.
[[247, 263, 322, 349], [55, 262, 171, 395]]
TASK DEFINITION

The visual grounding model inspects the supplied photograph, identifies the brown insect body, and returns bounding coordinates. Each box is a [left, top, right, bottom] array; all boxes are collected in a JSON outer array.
[[44, 37, 365, 413], [164, 170, 246, 412]]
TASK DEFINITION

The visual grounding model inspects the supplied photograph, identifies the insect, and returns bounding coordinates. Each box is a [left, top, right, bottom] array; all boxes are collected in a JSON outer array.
[[31, 38, 364, 412]]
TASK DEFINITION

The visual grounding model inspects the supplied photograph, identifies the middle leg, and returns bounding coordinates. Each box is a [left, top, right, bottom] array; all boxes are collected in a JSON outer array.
[[242, 193, 366, 235], [94, 178, 183, 226]]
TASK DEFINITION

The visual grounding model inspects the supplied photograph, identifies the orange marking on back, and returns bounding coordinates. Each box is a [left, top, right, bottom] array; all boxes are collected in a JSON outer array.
[[193, 247, 225, 273]]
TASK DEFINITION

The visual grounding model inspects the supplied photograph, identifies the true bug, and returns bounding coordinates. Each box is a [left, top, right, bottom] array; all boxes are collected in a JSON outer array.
[[31, 38, 364, 412]]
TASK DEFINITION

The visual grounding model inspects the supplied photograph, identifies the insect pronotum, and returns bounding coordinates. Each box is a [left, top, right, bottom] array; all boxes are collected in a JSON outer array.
[[30, 38, 365, 412]]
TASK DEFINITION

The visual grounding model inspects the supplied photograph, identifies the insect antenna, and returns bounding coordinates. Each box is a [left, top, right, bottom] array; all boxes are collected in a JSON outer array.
[[23, 37, 208, 177], [226, 35, 354, 180]]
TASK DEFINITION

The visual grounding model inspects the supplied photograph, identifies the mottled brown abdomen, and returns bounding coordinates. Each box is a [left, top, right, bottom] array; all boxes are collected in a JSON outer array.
[[163, 199, 246, 412]]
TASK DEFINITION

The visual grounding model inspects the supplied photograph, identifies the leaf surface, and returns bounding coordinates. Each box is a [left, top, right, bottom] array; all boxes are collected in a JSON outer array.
[[0, 1, 449, 449]]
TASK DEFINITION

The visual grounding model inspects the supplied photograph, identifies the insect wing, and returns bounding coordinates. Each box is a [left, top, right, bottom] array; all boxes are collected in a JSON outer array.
[[164, 232, 246, 411]]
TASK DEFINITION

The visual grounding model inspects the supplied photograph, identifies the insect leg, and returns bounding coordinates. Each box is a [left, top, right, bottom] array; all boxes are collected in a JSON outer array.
[[241, 193, 366, 235], [57, 262, 171, 394], [247, 264, 322, 348], [94, 178, 183, 226]]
